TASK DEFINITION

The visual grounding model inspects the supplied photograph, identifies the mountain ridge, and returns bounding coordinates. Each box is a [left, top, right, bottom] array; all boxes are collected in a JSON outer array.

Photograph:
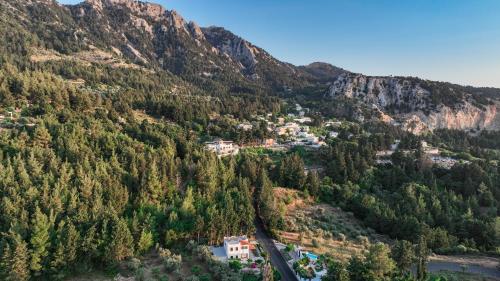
[[4, 0, 500, 133]]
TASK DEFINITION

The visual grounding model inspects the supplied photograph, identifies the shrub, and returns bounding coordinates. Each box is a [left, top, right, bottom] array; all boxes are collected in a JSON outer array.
[[187, 240, 198, 252], [312, 239, 319, 248], [357, 235, 370, 247], [159, 247, 182, 272], [191, 265, 201, 275], [135, 267, 145, 281], [229, 259, 242, 271], [152, 267, 161, 279], [338, 233, 346, 241], [184, 275, 200, 281], [125, 258, 142, 271], [194, 245, 213, 262], [199, 273, 212, 281]]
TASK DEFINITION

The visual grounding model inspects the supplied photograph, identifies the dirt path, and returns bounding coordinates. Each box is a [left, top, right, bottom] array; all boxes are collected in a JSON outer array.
[[427, 255, 500, 279]]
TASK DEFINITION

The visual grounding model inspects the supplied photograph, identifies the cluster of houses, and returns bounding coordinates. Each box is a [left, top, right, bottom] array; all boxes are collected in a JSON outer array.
[[376, 140, 470, 169], [204, 139, 240, 157], [204, 103, 344, 156]]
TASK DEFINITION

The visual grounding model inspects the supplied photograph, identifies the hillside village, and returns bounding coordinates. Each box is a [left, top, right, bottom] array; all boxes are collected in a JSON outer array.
[[204, 103, 334, 156], [0, 1, 499, 281]]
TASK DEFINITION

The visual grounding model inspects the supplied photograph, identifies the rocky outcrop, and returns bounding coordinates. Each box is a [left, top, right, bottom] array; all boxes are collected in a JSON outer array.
[[202, 27, 259, 71], [416, 102, 500, 131], [187, 21, 204, 40], [85, 0, 165, 20], [327, 73, 430, 111], [327, 73, 500, 133]]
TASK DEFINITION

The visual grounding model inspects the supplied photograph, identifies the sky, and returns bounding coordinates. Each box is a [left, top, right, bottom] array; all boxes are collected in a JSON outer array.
[[58, 0, 500, 88]]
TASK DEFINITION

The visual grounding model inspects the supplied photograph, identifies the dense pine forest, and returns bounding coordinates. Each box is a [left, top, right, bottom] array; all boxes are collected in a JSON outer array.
[[0, 0, 499, 281]]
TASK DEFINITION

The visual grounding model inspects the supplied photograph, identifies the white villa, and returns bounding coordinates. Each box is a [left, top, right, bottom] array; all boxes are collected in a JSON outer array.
[[237, 122, 253, 131], [224, 235, 251, 260], [294, 117, 312, 124], [205, 139, 239, 157]]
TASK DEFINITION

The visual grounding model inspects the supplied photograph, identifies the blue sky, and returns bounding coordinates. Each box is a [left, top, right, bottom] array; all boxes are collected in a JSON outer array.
[[58, 0, 500, 87]]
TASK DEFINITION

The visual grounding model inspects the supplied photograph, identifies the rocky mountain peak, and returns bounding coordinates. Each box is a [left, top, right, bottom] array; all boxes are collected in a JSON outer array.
[[300, 62, 347, 82], [202, 26, 259, 71], [187, 21, 205, 40], [84, 0, 165, 20], [166, 10, 187, 30]]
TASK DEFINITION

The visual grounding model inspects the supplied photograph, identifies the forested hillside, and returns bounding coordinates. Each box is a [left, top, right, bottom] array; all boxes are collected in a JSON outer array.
[[0, 0, 499, 281]]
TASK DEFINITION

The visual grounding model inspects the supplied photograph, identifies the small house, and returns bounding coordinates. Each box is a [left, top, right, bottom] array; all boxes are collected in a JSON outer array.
[[224, 236, 251, 260]]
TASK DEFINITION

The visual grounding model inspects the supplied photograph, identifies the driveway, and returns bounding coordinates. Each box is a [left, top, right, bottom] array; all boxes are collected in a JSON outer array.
[[255, 218, 298, 281]]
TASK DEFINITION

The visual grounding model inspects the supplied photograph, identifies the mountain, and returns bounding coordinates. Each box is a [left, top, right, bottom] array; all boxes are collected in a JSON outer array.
[[2, 0, 500, 133], [325, 73, 500, 133]]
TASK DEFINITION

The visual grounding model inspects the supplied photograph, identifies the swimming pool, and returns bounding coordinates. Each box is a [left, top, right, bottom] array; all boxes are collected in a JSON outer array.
[[305, 252, 318, 260]]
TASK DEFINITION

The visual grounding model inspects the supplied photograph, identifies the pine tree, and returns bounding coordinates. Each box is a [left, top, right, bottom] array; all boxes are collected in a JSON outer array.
[[107, 217, 134, 263], [392, 240, 415, 274], [138, 161, 163, 207], [0, 243, 12, 280], [8, 235, 30, 281], [258, 170, 280, 230], [305, 171, 320, 196], [416, 236, 429, 281], [181, 187, 196, 216], [137, 229, 154, 255], [30, 208, 51, 274]]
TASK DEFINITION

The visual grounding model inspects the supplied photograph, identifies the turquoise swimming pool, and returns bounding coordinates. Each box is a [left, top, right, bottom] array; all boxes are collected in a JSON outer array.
[[305, 252, 318, 260]]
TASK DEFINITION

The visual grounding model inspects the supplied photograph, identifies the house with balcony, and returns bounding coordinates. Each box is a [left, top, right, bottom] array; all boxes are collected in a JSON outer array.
[[224, 235, 251, 260]]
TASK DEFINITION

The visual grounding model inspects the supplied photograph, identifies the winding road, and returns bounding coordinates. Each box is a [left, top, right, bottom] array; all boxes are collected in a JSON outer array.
[[255, 218, 299, 281]]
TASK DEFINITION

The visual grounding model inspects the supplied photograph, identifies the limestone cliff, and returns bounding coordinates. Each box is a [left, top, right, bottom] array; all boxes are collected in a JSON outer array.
[[327, 73, 500, 133]]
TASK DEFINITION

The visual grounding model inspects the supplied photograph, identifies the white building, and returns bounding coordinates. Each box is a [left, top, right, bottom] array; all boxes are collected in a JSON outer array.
[[224, 236, 251, 260], [294, 117, 312, 124], [205, 139, 239, 157], [324, 121, 342, 127], [328, 131, 339, 138], [237, 123, 253, 131], [276, 122, 301, 136]]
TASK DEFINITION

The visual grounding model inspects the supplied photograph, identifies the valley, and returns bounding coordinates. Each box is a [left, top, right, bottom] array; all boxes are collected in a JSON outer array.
[[0, 1, 498, 281]]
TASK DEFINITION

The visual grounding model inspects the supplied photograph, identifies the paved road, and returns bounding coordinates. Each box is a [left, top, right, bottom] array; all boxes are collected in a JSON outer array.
[[255, 218, 298, 281], [427, 261, 500, 279]]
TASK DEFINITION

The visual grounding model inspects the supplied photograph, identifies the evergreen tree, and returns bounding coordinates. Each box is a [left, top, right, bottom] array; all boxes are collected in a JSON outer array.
[[107, 217, 134, 263], [415, 236, 429, 281], [392, 240, 415, 274], [29, 208, 51, 275]]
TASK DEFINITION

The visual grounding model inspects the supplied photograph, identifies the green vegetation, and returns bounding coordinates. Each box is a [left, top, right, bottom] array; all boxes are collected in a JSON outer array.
[[0, 1, 499, 281]]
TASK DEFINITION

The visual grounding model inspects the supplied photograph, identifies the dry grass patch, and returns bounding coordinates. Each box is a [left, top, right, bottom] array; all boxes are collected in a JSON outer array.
[[274, 188, 392, 262], [30, 47, 150, 71]]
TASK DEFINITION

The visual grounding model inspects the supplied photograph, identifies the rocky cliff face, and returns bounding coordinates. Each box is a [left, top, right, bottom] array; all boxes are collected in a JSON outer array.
[[327, 73, 431, 112], [327, 73, 500, 133], [405, 102, 500, 134], [203, 27, 260, 72]]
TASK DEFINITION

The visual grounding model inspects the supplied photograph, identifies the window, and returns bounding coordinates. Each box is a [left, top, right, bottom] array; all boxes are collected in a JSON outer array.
[[235, 247, 238, 251], [230, 247, 233, 251], [242, 246, 248, 250]]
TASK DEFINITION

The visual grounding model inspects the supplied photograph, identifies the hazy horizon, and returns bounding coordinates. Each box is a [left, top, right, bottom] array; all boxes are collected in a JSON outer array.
[[58, 0, 500, 88]]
